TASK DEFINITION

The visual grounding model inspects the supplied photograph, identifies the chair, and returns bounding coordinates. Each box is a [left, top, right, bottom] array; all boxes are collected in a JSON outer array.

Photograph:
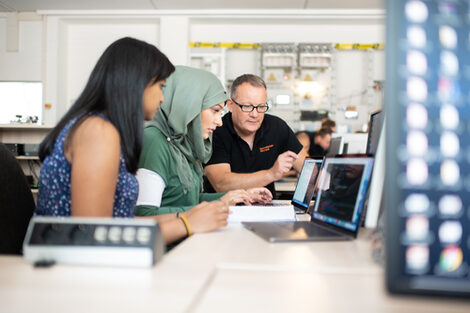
[[0, 143, 35, 254]]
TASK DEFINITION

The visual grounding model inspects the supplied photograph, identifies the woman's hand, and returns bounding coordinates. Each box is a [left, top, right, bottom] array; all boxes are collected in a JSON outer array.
[[246, 187, 273, 205], [220, 188, 273, 206], [184, 201, 229, 233], [220, 189, 251, 206]]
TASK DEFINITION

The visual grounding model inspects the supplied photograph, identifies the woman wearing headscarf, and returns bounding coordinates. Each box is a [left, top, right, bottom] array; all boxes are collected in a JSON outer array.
[[136, 66, 272, 221]]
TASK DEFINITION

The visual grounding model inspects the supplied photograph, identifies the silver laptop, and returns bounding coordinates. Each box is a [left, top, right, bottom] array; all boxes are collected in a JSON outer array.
[[243, 157, 374, 242], [270, 157, 323, 213], [289, 157, 323, 213]]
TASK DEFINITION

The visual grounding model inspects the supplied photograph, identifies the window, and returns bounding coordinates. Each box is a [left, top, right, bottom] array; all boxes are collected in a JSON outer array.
[[0, 81, 43, 124]]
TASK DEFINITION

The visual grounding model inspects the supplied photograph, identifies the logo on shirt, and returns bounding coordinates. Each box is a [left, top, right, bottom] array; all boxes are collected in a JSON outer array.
[[259, 144, 274, 152]]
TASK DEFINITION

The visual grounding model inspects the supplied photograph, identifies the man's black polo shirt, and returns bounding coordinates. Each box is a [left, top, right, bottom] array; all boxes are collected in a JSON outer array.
[[204, 112, 302, 195]]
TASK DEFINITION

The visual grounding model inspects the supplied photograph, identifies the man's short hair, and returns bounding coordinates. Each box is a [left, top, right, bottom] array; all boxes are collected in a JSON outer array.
[[321, 118, 336, 130], [315, 127, 332, 138], [231, 74, 266, 99]]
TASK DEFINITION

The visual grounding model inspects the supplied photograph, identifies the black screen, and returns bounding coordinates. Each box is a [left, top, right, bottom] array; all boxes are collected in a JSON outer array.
[[312, 157, 374, 233], [366, 110, 384, 155], [317, 163, 364, 222]]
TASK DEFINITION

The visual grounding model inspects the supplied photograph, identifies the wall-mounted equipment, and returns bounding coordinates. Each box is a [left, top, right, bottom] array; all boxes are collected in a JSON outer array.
[[298, 43, 332, 69], [267, 89, 294, 107], [300, 110, 329, 122], [261, 43, 297, 84]]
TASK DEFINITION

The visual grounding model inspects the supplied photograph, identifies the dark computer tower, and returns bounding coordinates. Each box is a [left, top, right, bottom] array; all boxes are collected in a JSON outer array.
[[4, 143, 24, 156]]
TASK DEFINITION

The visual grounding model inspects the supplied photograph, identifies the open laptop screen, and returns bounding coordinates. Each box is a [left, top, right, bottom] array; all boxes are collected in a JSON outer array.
[[291, 158, 323, 209], [366, 109, 384, 155], [326, 137, 343, 157], [312, 157, 374, 232]]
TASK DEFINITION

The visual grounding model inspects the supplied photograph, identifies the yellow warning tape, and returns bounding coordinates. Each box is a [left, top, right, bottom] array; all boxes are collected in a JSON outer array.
[[189, 42, 261, 49], [189, 42, 383, 50], [334, 43, 384, 50], [334, 43, 354, 50]]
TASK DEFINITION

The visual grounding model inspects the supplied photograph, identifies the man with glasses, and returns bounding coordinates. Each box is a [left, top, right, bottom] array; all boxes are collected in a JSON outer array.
[[204, 74, 306, 196]]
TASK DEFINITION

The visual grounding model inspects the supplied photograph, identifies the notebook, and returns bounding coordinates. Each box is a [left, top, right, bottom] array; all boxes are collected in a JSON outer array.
[[242, 156, 374, 242], [228, 205, 296, 223]]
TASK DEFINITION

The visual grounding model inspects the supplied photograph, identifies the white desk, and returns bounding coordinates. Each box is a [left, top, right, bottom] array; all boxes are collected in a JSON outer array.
[[1, 225, 469, 313]]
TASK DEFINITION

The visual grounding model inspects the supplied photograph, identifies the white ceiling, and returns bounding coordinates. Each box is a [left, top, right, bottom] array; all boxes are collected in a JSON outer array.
[[0, 0, 384, 12]]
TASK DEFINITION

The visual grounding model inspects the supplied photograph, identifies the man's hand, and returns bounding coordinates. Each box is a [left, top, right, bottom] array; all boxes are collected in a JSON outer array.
[[269, 151, 299, 181]]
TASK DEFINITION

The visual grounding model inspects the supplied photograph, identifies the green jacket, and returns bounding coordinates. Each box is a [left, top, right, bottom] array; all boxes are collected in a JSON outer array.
[[136, 127, 224, 216]]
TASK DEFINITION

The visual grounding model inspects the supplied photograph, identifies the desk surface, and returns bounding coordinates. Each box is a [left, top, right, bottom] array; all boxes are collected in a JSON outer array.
[[1, 224, 469, 313]]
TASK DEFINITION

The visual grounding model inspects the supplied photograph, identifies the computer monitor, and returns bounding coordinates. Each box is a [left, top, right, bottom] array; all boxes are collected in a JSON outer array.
[[364, 121, 385, 228], [341, 133, 368, 154], [366, 110, 384, 155], [385, 0, 470, 297], [326, 137, 343, 157]]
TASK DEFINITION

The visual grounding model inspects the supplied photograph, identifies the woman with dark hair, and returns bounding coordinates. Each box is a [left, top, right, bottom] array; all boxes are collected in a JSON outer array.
[[35, 38, 230, 244]]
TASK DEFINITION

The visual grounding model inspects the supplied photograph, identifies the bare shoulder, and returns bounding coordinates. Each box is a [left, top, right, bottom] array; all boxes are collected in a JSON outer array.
[[73, 115, 120, 145], [66, 115, 120, 162]]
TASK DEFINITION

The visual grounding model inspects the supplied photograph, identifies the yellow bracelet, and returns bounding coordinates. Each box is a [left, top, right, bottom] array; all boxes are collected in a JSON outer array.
[[179, 215, 192, 236]]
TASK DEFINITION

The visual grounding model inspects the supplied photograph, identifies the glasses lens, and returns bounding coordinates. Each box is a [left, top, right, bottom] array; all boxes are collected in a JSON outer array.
[[241, 105, 254, 112], [257, 105, 268, 113]]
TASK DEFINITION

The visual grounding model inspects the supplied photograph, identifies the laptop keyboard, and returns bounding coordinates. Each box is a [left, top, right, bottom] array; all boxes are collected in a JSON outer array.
[[266, 200, 307, 213], [266, 200, 291, 206]]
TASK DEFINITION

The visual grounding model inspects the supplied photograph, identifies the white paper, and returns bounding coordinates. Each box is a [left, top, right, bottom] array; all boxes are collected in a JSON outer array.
[[228, 205, 296, 223]]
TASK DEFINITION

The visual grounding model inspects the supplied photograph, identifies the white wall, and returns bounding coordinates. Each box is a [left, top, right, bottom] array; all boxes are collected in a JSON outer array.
[[190, 20, 384, 43], [225, 49, 261, 82], [332, 49, 384, 132], [0, 14, 43, 123], [0, 10, 385, 129], [0, 15, 42, 81], [64, 19, 160, 109]]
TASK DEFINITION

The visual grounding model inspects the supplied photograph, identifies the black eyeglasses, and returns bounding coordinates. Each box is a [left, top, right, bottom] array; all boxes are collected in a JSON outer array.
[[231, 98, 269, 113]]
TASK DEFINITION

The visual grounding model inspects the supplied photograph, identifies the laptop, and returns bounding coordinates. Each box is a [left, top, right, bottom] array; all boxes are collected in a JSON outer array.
[[288, 157, 323, 213], [243, 156, 374, 242], [269, 157, 323, 213], [326, 136, 343, 157]]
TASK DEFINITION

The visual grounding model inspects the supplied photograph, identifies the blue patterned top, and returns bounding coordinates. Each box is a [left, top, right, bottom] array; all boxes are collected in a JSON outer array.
[[35, 113, 138, 217]]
